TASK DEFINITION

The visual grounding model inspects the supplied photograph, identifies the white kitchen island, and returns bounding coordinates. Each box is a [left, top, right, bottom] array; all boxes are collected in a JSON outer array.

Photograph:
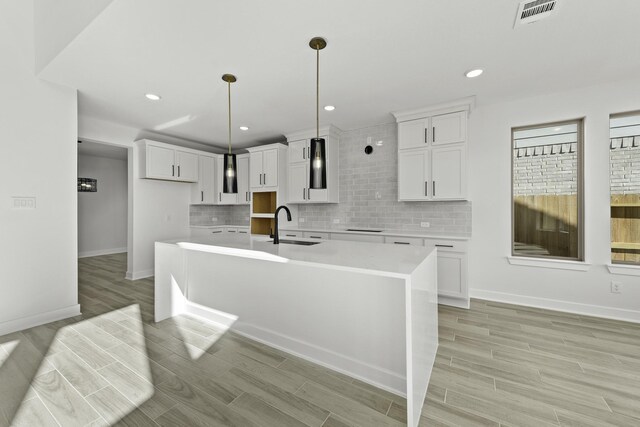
[[155, 234, 438, 426]]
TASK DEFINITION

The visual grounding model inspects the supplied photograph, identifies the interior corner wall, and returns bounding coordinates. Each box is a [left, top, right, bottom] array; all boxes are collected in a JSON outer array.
[[468, 76, 640, 322], [78, 154, 127, 257], [0, 0, 79, 334], [128, 143, 191, 280]]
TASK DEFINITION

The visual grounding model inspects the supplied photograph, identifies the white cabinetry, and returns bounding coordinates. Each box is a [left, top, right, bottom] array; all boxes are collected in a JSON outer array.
[[191, 155, 216, 204], [237, 154, 250, 205], [285, 125, 340, 204], [393, 99, 472, 201], [249, 147, 280, 190], [398, 150, 430, 200], [138, 140, 199, 182], [424, 238, 469, 308]]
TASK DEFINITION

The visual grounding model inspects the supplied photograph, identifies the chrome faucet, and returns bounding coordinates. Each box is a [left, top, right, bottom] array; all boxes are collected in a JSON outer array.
[[273, 205, 292, 244]]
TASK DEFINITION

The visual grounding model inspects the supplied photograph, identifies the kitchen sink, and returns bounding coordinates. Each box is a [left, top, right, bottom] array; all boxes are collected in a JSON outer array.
[[269, 239, 321, 246]]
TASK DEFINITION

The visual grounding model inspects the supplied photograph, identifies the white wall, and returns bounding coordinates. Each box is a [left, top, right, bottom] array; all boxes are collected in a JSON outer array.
[[469, 76, 640, 322], [127, 143, 191, 279], [78, 154, 127, 257], [0, 0, 79, 334]]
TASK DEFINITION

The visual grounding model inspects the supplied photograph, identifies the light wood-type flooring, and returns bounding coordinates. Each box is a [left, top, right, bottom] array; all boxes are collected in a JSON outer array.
[[0, 253, 639, 426]]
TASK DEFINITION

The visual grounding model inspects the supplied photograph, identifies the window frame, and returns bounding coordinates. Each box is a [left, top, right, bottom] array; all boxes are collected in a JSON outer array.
[[510, 118, 585, 262], [609, 110, 640, 266]]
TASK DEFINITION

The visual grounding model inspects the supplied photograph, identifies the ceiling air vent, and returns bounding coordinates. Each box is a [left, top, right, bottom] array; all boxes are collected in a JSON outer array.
[[514, 0, 557, 27]]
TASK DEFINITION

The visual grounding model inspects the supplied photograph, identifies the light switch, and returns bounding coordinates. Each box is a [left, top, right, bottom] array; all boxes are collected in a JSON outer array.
[[12, 197, 36, 209]]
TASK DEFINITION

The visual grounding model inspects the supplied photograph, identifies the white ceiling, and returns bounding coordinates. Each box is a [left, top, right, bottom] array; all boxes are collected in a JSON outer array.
[[78, 140, 127, 160], [40, 0, 640, 150]]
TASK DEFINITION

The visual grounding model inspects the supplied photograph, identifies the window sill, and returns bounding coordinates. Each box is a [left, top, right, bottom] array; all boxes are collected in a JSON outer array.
[[507, 256, 591, 271], [607, 264, 640, 277]]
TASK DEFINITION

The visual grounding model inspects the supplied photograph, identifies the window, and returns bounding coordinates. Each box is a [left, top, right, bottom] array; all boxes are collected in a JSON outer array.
[[511, 120, 584, 260], [610, 112, 640, 265]]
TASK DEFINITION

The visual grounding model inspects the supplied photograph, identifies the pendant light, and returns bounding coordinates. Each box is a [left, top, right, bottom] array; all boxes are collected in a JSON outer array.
[[222, 73, 238, 194], [309, 37, 327, 190]]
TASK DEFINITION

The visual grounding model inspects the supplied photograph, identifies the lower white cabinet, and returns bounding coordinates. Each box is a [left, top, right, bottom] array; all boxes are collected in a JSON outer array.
[[332, 233, 385, 243], [280, 230, 303, 239], [424, 238, 469, 308], [303, 231, 330, 240], [384, 236, 423, 246]]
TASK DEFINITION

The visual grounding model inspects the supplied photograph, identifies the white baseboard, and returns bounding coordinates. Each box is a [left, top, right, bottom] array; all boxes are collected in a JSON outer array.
[[184, 301, 406, 396], [470, 289, 640, 324], [125, 269, 154, 280], [78, 247, 126, 258], [0, 304, 81, 336], [439, 295, 470, 309]]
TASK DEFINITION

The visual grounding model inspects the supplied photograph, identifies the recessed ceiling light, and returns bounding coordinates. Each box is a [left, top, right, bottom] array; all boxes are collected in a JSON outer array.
[[239, 126, 249, 131], [145, 93, 161, 101], [465, 69, 483, 78], [324, 105, 335, 111]]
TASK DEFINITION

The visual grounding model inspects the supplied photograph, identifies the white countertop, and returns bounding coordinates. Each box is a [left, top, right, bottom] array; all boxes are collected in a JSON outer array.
[[279, 226, 470, 240], [190, 224, 249, 229], [159, 234, 435, 278]]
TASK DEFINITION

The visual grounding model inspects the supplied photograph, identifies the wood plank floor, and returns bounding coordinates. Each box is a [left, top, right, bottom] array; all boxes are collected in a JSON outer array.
[[0, 253, 638, 426]]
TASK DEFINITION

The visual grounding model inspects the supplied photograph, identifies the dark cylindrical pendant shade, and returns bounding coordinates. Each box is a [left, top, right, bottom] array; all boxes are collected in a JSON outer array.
[[223, 153, 238, 193], [309, 137, 326, 189]]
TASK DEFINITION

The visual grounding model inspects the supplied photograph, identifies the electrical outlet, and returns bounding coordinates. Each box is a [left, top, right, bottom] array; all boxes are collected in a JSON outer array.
[[211, 217, 218, 222], [375, 191, 382, 200], [421, 222, 430, 228], [333, 219, 340, 224], [611, 281, 622, 294], [11, 197, 36, 209]]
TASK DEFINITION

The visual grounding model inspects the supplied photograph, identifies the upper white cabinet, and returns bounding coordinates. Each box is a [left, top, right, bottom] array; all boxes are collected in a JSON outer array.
[[397, 118, 429, 150], [432, 111, 466, 145], [285, 125, 340, 204], [191, 154, 216, 204], [175, 150, 198, 182], [398, 149, 430, 200], [191, 153, 250, 205], [237, 154, 250, 205], [393, 98, 473, 201], [247, 143, 287, 191], [137, 140, 199, 183]]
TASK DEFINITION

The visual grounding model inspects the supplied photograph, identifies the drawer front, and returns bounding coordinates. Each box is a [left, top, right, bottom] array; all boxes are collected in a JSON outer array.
[[424, 238, 468, 252], [303, 231, 330, 240], [332, 233, 385, 243], [237, 228, 249, 235], [281, 231, 303, 239], [384, 236, 424, 246]]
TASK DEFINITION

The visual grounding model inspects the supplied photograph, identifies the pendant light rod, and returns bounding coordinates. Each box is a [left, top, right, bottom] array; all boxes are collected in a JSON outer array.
[[221, 74, 237, 155], [309, 37, 326, 139]]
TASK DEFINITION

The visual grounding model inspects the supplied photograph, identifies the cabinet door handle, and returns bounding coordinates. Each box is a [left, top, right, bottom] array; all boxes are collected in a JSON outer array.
[[424, 128, 428, 143], [285, 234, 297, 237], [424, 181, 428, 197], [219, 192, 221, 202], [201, 191, 203, 202], [309, 235, 322, 239], [308, 188, 311, 200], [263, 173, 266, 185], [172, 165, 175, 176], [433, 127, 436, 143], [394, 241, 410, 245], [435, 244, 454, 248], [178, 165, 181, 177], [433, 181, 436, 197], [303, 188, 306, 200], [303, 147, 306, 159]]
